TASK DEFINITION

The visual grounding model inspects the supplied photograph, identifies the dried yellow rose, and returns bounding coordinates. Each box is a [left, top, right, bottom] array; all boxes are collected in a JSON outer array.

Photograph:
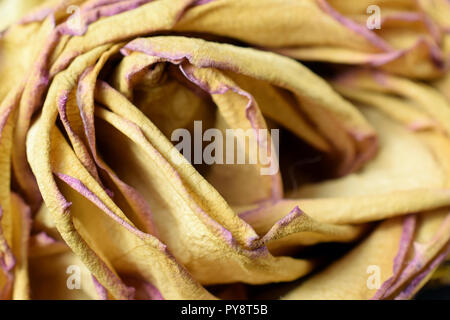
[[0, 0, 448, 300]]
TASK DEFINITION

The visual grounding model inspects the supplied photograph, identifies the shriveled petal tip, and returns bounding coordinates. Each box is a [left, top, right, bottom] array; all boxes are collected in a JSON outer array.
[[246, 205, 367, 256]]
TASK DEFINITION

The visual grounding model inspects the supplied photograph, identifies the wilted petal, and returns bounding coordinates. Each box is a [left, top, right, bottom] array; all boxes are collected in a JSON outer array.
[[283, 217, 407, 300]]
